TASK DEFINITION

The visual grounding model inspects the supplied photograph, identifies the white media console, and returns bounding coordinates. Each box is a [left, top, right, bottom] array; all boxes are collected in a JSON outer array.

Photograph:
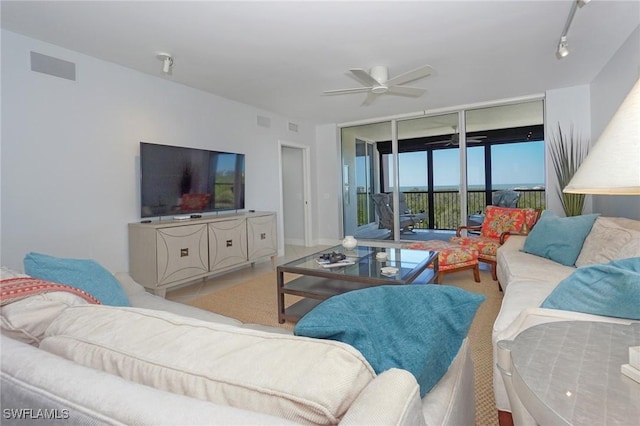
[[128, 211, 277, 297]]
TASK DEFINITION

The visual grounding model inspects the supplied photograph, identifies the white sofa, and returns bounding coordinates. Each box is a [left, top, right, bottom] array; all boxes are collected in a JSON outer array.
[[492, 216, 640, 425], [1, 270, 476, 426]]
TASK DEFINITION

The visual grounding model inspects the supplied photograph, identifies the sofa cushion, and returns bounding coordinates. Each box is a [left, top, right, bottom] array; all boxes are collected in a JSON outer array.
[[0, 269, 99, 345], [575, 217, 640, 267], [497, 237, 575, 291], [293, 285, 484, 398], [40, 305, 375, 425], [24, 252, 130, 306], [522, 211, 599, 266], [541, 258, 640, 320], [1, 290, 91, 345], [1, 335, 299, 426]]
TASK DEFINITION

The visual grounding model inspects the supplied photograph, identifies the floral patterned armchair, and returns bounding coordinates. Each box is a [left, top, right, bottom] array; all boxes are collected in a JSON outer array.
[[450, 206, 541, 283]]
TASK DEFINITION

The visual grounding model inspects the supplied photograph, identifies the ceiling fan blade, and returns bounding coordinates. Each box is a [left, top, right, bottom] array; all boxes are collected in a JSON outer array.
[[361, 92, 380, 106], [424, 139, 453, 145], [323, 87, 372, 95], [350, 68, 381, 86], [386, 65, 433, 86], [386, 86, 426, 97]]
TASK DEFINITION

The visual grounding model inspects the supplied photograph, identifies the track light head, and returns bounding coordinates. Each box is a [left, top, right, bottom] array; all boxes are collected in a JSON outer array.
[[557, 37, 569, 59], [156, 52, 173, 74]]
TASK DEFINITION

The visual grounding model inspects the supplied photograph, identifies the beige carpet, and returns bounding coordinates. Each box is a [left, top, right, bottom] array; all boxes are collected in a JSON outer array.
[[187, 269, 502, 426]]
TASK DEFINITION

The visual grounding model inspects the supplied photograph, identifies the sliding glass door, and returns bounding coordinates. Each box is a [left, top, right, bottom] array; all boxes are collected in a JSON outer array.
[[341, 122, 391, 239], [339, 98, 545, 242]]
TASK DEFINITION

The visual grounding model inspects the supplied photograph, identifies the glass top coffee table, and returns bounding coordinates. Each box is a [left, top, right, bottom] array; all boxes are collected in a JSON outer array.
[[277, 245, 438, 323]]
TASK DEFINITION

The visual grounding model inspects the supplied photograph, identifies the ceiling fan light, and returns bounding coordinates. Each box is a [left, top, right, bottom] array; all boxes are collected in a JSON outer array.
[[371, 85, 388, 94]]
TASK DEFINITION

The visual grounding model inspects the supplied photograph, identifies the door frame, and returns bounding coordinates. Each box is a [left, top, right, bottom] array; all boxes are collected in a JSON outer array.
[[278, 140, 312, 248]]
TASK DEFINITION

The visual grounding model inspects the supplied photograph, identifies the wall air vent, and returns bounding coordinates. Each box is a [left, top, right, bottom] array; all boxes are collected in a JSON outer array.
[[257, 115, 271, 128], [30, 51, 76, 81], [288, 122, 299, 132]]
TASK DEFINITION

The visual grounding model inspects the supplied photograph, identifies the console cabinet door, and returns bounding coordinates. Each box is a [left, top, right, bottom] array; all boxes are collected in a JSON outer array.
[[156, 224, 209, 285], [247, 214, 277, 260], [209, 218, 248, 271]]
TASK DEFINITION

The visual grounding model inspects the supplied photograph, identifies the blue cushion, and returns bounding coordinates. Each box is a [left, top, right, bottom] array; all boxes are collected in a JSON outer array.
[[522, 211, 599, 266], [294, 285, 484, 397], [24, 252, 130, 306], [541, 257, 640, 319]]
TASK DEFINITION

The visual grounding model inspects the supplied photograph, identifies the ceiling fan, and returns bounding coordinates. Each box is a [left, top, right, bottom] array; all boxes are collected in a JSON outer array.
[[323, 65, 433, 106], [426, 126, 487, 146]]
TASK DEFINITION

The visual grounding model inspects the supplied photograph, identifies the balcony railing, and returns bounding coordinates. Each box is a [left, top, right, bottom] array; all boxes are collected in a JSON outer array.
[[358, 189, 545, 231]]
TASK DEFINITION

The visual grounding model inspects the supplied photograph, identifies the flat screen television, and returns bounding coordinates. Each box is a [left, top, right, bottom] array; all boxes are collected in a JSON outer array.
[[140, 142, 245, 218]]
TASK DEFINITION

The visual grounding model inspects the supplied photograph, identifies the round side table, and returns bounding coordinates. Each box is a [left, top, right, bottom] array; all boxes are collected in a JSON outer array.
[[510, 321, 640, 425]]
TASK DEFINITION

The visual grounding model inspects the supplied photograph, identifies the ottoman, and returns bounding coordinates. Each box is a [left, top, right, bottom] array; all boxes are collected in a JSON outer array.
[[405, 240, 480, 284]]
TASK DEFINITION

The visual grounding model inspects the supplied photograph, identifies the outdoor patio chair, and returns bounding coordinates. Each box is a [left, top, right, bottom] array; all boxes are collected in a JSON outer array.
[[372, 193, 417, 235], [451, 206, 541, 283], [395, 192, 426, 224], [492, 190, 521, 208]]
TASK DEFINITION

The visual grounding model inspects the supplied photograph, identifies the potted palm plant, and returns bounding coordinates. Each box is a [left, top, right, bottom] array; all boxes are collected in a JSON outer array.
[[548, 124, 590, 216]]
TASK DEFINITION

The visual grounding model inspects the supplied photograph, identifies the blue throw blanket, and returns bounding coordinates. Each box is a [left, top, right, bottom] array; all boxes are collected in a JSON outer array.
[[294, 285, 484, 397], [541, 257, 640, 320]]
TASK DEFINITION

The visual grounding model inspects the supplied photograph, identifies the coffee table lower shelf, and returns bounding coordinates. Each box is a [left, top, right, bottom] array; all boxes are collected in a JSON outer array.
[[281, 298, 323, 323], [278, 271, 436, 324], [279, 275, 365, 324]]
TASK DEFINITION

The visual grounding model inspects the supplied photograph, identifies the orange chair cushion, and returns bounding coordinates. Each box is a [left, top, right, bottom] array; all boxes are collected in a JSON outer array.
[[523, 208, 540, 228], [480, 206, 526, 239], [405, 241, 478, 271], [449, 236, 499, 259]]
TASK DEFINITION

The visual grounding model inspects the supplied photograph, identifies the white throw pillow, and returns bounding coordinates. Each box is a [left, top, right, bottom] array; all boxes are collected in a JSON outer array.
[[617, 236, 640, 260], [1, 267, 91, 345], [575, 217, 639, 267], [1, 291, 90, 345], [41, 305, 375, 425]]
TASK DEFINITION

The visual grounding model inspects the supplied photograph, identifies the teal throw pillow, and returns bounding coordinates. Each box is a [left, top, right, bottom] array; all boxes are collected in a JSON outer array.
[[541, 257, 640, 319], [24, 252, 130, 306], [522, 210, 599, 266], [294, 285, 485, 397]]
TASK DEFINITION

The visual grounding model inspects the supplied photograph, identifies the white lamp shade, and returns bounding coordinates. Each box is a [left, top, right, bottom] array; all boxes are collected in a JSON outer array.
[[564, 78, 640, 195]]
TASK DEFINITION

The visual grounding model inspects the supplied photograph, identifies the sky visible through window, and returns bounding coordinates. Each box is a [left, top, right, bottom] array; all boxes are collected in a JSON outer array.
[[357, 141, 545, 191]]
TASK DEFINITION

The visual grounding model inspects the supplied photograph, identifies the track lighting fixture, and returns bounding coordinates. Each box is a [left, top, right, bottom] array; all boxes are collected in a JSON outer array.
[[156, 53, 173, 74], [556, 0, 590, 60], [557, 36, 569, 59]]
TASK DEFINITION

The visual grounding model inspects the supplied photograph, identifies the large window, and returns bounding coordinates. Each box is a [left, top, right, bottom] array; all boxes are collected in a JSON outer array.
[[340, 99, 545, 240]]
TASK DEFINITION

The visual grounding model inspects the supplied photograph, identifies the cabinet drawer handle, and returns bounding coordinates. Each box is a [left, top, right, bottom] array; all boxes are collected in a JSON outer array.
[[226, 240, 233, 247], [180, 248, 189, 257], [260, 233, 266, 240]]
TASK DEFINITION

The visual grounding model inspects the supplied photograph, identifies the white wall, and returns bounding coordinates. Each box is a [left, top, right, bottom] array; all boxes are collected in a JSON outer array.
[[590, 26, 640, 219], [544, 84, 592, 216], [314, 124, 341, 245], [0, 30, 317, 272]]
